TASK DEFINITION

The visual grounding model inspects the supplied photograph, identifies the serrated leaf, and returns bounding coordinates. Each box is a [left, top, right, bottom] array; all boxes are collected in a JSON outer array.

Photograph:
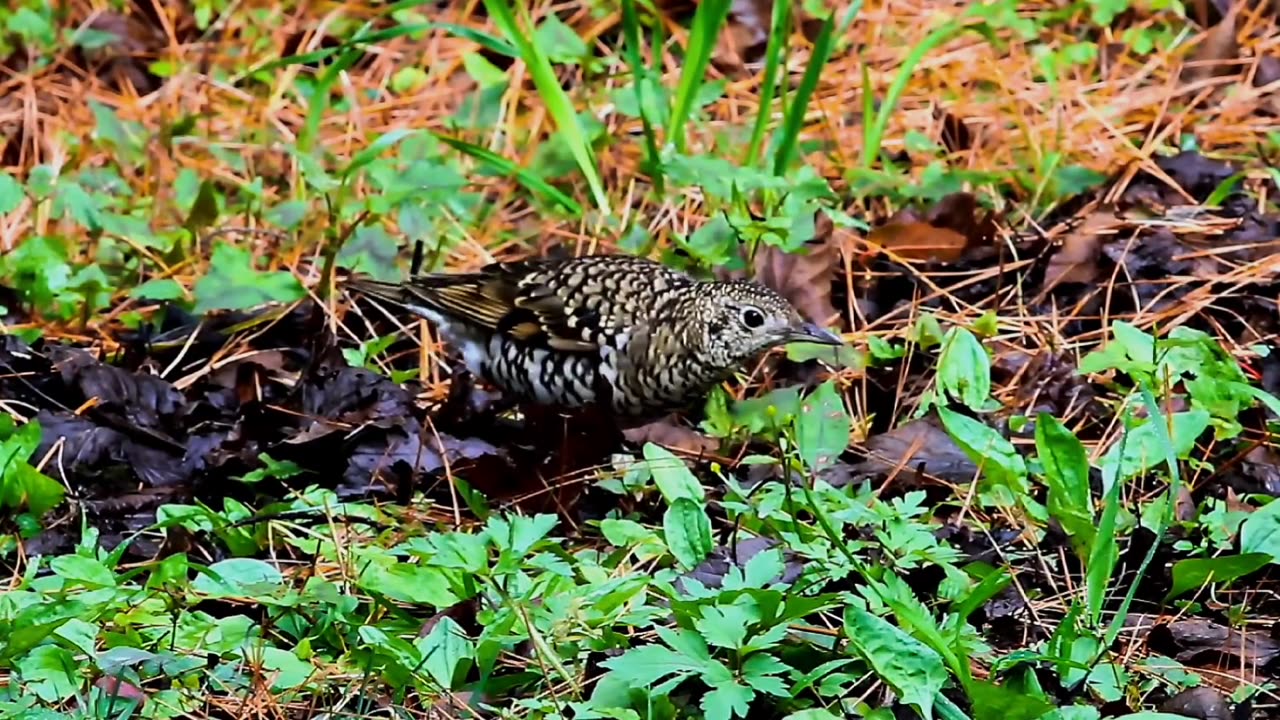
[[193, 242, 305, 313]]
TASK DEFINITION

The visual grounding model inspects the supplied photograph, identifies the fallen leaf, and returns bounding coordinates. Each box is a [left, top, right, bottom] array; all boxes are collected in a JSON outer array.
[[1040, 208, 1124, 292], [1161, 687, 1232, 720], [623, 417, 718, 456], [1183, 4, 1240, 83], [865, 192, 998, 263], [854, 418, 979, 483], [753, 209, 841, 328], [48, 346, 188, 432]]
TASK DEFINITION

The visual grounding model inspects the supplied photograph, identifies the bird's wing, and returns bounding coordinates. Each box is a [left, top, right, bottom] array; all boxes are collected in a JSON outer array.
[[348, 262, 599, 353]]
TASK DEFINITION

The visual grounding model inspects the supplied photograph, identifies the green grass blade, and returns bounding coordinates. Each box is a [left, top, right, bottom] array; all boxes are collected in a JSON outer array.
[[298, 47, 363, 154], [862, 10, 970, 170], [434, 134, 583, 215], [771, 12, 835, 176], [667, 0, 732, 152], [482, 0, 609, 215], [620, 0, 664, 192], [744, 0, 791, 168]]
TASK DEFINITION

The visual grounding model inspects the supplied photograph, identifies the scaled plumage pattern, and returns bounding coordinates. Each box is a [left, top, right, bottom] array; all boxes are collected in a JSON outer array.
[[346, 254, 843, 417]]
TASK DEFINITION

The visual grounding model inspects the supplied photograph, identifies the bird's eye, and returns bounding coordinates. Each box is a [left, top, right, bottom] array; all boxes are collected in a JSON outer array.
[[741, 307, 765, 329]]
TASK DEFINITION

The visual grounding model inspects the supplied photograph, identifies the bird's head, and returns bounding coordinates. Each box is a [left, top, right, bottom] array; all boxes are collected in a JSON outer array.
[[690, 281, 843, 368]]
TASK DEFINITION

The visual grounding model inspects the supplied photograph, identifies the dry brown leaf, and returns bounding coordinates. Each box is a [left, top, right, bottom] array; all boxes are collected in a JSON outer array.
[[752, 210, 840, 327], [864, 192, 998, 263], [1183, 4, 1240, 82], [854, 418, 980, 483], [1040, 209, 1124, 292], [623, 417, 718, 455], [865, 221, 970, 262]]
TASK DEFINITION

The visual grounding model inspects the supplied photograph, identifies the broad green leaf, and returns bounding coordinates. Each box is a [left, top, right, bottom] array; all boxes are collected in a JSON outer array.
[[1098, 409, 1209, 489], [701, 681, 752, 720], [694, 604, 753, 650], [1034, 413, 1094, 555], [796, 380, 850, 471], [663, 497, 712, 570], [193, 242, 306, 313], [937, 327, 992, 411], [256, 646, 314, 689], [49, 556, 116, 589], [1165, 553, 1271, 601], [1241, 497, 1280, 563], [416, 616, 475, 689], [129, 278, 186, 301], [966, 679, 1055, 720], [937, 407, 1027, 489], [844, 608, 946, 718], [18, 645, 80, 703], [192, 558, 283, 597], [600, 644, 702, 687], [644, 443, 704, 502], [358, 561, 460, 609]]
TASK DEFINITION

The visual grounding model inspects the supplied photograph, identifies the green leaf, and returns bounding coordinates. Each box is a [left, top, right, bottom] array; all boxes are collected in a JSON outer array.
[[1165, 553, 1271, 601], [664, 497, 712, 570], [129, 278, 186, 301], [18, 645, 80, 703], [1241, 497, 1280, 563], [183, 179, 221, 234], [193, 242, 306, 313], [1035, 414, 1094, 555], [701, 682, 752, 720], [644, 443, 705, 503], [937, 327, 992, 412], [844, 608, 947, 718], [534, 14, 588, 63], [937, 407, 1028, 489], [967, 679, 1055, 720], [1098, 410, 1210, 489], [357, 561, 461, 608], [600, 644, 701, 687], [694, 604, 753, 650], [416, 616, 475, 689], [49, 555, 116, 589], [0, 171, 23, 214], [796, 380, 850, 471], [192, 557, 283, 596]]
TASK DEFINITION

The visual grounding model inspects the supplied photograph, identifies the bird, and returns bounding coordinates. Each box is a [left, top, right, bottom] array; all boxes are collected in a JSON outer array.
[[345, 254, 843, 419]]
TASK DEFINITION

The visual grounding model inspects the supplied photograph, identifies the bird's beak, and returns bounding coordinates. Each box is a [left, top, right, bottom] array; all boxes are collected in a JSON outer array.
[[784, 322, 844, 346]]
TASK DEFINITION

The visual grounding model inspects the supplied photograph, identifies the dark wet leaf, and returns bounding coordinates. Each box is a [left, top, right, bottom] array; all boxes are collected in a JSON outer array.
[[344, 428, 503, 491], [48, 346, 186, 431], [623, 418, 718, 455], [855, 418, 979, 483], [1160, 687, 1231, 720]]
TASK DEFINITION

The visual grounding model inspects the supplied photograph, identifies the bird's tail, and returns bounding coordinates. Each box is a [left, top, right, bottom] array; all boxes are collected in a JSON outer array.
[[343, 276, 414, 307]]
